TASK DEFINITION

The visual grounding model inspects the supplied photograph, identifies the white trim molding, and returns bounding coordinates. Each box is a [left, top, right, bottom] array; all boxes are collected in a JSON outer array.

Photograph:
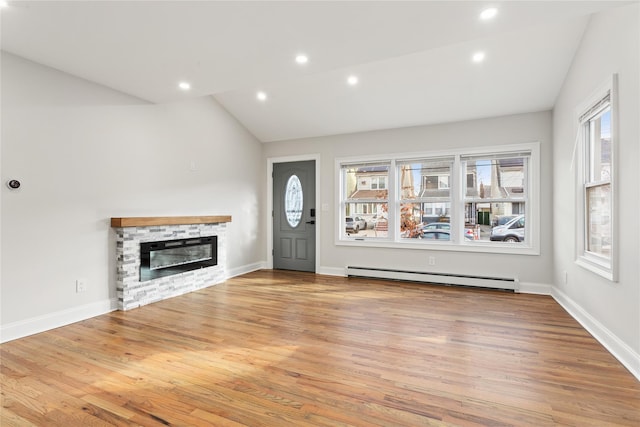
[[227, 261, 266, 279], [318, 266, 346, 277], [518, 281, 553, 295], [552, 285, 640, 381], [0, 298, 118, 344], [1, 260, 266, 344]]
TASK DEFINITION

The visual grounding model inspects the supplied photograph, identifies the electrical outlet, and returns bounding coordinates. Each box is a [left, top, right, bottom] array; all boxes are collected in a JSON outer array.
[[428, 256, 436, 266], [76, 279, 87, 293], [563, 271, 568, 284]]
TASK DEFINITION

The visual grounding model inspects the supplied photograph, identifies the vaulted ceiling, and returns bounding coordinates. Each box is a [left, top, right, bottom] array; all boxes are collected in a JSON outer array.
[[1, 1, 632, 142]]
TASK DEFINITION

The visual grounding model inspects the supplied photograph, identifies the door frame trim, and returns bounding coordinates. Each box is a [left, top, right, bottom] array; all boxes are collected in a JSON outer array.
[[267, 154, 321, 272]]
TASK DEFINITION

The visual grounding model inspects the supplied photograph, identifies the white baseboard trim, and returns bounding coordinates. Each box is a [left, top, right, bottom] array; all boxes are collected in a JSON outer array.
[[552, 286, 640, 381], [518, 282, 553, 295], [0, 298, 118, 344], [0, 261, 267, 344], [318, 266, 346, 276], [226, 261, 266, 279]]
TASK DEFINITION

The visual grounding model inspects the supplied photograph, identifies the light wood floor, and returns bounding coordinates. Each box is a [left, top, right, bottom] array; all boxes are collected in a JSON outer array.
[[2, 270, 639, 426]]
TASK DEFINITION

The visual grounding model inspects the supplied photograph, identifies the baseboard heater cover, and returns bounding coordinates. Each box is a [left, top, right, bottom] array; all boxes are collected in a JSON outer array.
[[345, 266, 518, 292]]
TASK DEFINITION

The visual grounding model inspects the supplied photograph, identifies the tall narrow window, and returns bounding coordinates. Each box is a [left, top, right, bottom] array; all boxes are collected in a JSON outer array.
[[398, 158, 453, 240], [577, 75, 617, 280], [462, 152, 530, 243], [341, 162, 390, 238]]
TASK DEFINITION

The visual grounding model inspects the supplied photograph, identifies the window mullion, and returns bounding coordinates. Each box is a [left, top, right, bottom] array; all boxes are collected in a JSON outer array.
[[389, 160, 397, 241], [523, 157, 530, 242], [585, 180, 611, 189], [452, 154, 462, 243]]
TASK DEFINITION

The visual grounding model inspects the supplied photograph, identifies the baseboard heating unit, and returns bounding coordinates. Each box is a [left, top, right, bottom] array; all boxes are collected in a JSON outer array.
[[345, 266, 518, 292]]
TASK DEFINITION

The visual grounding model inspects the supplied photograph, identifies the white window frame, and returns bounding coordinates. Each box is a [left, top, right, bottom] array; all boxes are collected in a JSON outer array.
[[438, 175, 449, 189], [397, 157, 455, 241], [575, 75, 618, 281], [461, 151, 530, 241], [339, 160, 392, 240], [336, 142, 540, 255]]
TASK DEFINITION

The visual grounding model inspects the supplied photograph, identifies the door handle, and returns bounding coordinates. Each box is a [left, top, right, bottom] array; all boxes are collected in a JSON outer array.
[[306, 220, 316, 225]]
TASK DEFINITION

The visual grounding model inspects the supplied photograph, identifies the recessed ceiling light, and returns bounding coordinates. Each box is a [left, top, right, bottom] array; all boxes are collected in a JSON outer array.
[[480, 7, 498, 20], [472, 52, 486, 63], [347, 75, 359, 86], [295, 54, 309, 65], [256, 91, 268, 101], [178, 82, 191, 90]]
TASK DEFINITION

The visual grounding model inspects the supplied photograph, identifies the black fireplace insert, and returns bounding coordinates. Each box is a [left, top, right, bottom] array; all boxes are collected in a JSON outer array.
[[140, 236, 217, 282]]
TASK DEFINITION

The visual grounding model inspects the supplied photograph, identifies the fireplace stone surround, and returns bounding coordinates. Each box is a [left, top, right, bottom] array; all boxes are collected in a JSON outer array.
[[111, 216, 231, 310]]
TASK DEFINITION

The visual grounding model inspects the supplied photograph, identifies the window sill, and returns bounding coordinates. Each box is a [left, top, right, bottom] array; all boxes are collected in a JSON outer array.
[[335, 238, 540, 256], [576, 256, 616, 282]]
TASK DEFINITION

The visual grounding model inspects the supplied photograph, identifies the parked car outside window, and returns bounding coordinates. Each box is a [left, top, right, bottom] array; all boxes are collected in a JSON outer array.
[[422, 230, 451, 240], [422, 222, 451, 231], [421, 222, 475, 240], [490, 215, 525, 242], [405, 224, 475, 240], [492, 215, 518, 227], [345, 216, 367, 233]]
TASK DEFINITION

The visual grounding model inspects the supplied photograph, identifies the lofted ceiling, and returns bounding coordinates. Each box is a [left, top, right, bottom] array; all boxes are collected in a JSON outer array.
[[0, 1, 633, 142]]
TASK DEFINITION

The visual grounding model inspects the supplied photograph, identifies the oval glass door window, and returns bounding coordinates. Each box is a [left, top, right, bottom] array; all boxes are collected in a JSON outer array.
[[285, 175, 303, 227]]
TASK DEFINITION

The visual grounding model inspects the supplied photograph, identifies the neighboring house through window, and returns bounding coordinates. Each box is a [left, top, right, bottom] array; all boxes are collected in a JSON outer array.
[[400, 158, 453, 239], [342, 163, 390, 237], [462, 154, 528, 229]]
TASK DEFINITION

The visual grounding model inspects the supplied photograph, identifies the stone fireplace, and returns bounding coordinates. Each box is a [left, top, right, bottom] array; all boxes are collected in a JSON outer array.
[[111, 216, 231, 310]]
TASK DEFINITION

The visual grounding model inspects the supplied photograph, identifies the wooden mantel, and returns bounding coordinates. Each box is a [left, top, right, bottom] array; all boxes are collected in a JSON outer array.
[[111, 215, 232, 228]]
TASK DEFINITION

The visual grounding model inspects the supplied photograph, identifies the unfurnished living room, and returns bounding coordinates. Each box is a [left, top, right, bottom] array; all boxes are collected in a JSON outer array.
[[1, 1, 639, 426]]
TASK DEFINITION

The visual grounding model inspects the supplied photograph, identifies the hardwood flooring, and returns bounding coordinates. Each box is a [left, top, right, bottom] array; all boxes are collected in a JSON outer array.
[[2, 270, 639, 426]]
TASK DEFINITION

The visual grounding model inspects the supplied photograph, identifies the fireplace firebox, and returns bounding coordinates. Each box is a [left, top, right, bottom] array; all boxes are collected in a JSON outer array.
[[140, 236, 217, 282]]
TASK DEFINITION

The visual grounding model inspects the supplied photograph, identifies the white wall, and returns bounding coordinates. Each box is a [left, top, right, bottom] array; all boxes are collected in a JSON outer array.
[[552, 4, 640, 375], [0, 53, 265, 336], [263, 111, 554, 288]]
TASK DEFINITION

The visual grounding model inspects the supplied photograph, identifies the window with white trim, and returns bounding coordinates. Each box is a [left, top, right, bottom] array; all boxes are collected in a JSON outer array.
[[462, 152, 529, 244], [371, 176, 387, 190], [576, 75, 617, 280], [337, 142, 539, 254], [341, 162, 390, 238], [398, 158, 453, 240]]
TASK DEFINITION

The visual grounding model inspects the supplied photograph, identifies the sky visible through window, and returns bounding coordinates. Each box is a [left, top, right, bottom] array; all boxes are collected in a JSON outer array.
[[476, 160, 491, 188], [601, 109, 611, 138]]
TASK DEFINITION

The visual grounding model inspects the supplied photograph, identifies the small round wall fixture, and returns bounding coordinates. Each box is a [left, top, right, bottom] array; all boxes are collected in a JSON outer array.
[[7, 179, 21, 189]]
